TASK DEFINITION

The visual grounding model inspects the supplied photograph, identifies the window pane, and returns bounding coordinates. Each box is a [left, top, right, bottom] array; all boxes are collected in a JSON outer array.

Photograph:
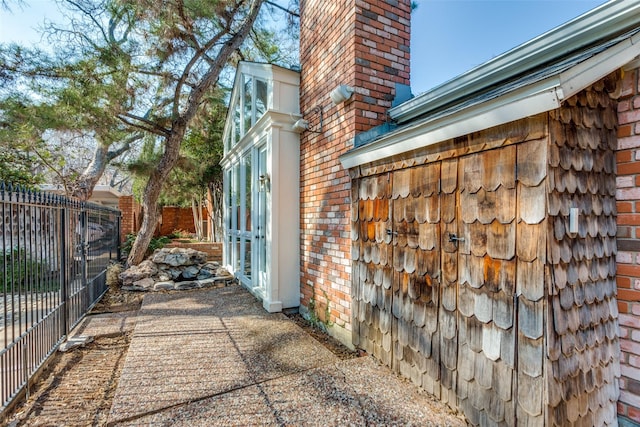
[[233, 102, 241, 146], [243, 238, 252, 279], [244, 75, 253, 133], [225, 169, 232, 230], [233, 163, 240, 231], [244, 155, 252, 232], [256, 79, 267, 120]]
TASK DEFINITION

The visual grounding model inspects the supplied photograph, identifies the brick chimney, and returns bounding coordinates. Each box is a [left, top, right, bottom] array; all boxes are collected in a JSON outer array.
[[299, 0, 411, 346]]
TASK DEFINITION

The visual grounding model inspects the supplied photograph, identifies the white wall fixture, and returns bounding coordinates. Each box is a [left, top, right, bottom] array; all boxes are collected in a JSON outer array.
[[569, 207, 579, 234], [292, 119, 309, 133], [330, 84, 354, 105]]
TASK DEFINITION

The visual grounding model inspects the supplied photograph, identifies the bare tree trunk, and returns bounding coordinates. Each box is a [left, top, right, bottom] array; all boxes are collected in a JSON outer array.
[[127, 0, 263, 266], [69, 135, 141, 200], [192, 198, 203, 240], [68, 143, 110, 201], [209, 180, 223, 242], [127, 122, 185, 265]]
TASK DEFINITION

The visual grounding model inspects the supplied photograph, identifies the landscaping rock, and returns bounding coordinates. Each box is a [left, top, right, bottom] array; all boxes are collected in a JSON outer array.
[[119, 260, 158, 285], [59, 335, 94, 352], [118, 247, 233, 292], [157, 272, 171, 282], [154, 281, 175, 291], [175, 281, 199, 290], [181, 265, 200, 279], [151, 247, 207, 267], [196, 270, 213, 280]]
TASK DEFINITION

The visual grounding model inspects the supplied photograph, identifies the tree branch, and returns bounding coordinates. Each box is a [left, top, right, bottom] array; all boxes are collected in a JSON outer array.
[[117, 114, 169, 137], [106, 132, 143, 161], [265, 0, 299, 17], [64, 0, 109, 44]]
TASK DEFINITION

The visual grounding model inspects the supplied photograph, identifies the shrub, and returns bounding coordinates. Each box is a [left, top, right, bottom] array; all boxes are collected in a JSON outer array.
[[121, 233, 171, 257], [0, 248, 57, 292], [106, 262, 123, 288]]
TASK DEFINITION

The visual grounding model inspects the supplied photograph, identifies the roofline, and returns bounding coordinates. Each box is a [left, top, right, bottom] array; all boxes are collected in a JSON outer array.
[[340, 31, 640, 169], [390, 0, 640, 123], [221, 110, 300, 167], [40, 184, 126, 199]]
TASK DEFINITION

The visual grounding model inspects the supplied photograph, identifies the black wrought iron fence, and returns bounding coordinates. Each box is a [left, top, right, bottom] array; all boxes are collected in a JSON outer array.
[[0, 183, 121, 414]]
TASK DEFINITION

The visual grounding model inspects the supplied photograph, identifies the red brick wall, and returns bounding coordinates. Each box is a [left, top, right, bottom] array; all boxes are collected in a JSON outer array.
[[299, 0, 410, 340], [118, 195, 141, 243], [617, 65, 640, 422], [118, 197, 202, 242], [157, 206, 199, 237]]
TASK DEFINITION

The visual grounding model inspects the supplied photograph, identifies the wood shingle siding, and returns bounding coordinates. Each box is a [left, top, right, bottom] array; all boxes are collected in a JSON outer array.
[[546, 79, 620, 426], [350, 75, 621, 426]]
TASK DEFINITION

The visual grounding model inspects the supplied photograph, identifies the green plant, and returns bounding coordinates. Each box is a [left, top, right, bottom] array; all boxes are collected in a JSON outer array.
[[121, 233, 171, 257], [149, 236, 171, 252], [0, 248, 57, 292], [168, 229, 191, 239], [307, 289, 333, 330]]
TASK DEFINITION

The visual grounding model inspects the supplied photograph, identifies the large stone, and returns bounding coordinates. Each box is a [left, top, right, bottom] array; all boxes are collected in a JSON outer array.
[[154, 281, 175, 291], [175, 280, 199, 290], [119, 260, 158, 285], [118, 249, 232, 292], [196, 269, 214, 280], [181, 265, 201, 279], [151, 247, 207, 267], [133, 277, 155, 289]]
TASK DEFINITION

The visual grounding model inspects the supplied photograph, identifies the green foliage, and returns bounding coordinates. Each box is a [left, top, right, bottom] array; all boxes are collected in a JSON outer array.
[[0, 248, 57, 292], [129, 90, 227, 207], [121, 232, 171, 257], [2, 0, 299, 259], [307, 289, 333, 330]]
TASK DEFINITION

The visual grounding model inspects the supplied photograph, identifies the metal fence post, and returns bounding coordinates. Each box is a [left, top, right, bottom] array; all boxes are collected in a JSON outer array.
[[80, 209, 91, 307], [117, 214, 122, 262], [59, 205, 68, 337]]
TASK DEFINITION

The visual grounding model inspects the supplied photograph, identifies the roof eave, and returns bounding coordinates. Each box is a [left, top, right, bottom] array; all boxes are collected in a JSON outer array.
[[340, 79, 562, 170], [390, 0, 640, 123], [340, 32, 640, 170]]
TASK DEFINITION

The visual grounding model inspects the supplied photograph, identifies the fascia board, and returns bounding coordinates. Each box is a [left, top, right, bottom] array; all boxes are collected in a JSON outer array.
[[390, 0, 640, 123], [341, 29, 640, 170], [340, 79, 562, 169], [558, 30, 640, 100]]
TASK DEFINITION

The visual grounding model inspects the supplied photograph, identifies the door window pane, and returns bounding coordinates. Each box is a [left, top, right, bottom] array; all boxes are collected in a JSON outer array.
[[244, 155, 252, 232], [244, 238, 252, 279]]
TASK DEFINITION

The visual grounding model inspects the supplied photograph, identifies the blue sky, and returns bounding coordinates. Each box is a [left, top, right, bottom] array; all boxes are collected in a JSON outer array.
[[1, 0, 608, 94]]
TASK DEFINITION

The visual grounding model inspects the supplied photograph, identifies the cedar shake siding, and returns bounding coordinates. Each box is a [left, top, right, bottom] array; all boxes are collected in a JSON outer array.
[[349, 76, 620, 425]]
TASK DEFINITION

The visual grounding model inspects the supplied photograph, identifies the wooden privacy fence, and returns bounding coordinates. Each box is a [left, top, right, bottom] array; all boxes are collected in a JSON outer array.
[[0, 183, 121, 415]]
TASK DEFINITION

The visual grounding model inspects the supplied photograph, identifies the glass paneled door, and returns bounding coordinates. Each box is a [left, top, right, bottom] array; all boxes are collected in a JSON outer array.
[[254, 144, 268, 292]]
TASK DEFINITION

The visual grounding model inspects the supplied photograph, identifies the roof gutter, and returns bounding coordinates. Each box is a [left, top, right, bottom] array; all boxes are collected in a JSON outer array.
[[340, 31, 640, 170], [390, 0, 640, 123]]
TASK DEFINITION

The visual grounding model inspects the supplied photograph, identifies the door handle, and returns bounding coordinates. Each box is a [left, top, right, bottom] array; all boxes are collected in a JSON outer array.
[[386, 229, 398, 236], [448, 233, 464, 243]]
